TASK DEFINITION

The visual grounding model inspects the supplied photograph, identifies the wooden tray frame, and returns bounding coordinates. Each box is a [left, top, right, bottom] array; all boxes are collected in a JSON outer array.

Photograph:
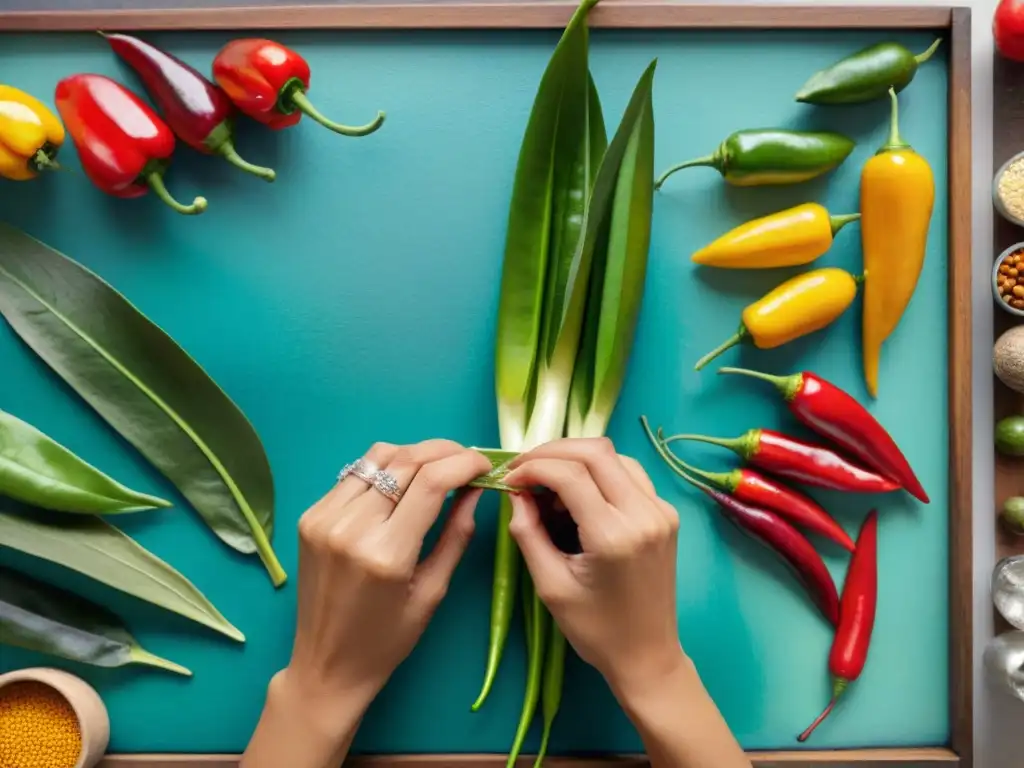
[[0, 3, 972, 767]]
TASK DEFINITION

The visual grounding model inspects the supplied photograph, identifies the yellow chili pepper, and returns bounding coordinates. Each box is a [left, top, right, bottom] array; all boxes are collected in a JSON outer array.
[[695, 267, 859, 370], [0, 85, 65, 181], [691, 203, 860, 269], [860, 87, 934, 398]]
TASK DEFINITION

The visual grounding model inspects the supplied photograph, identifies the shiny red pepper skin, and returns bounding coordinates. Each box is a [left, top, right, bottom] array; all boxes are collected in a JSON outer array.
[[103, 32, 275, 182], [799, 511, 878, 742], [719, 367, 928, 503], [669, 428, 899, 494], [211, 38, 385, 137], [54, 74, 206, 215]]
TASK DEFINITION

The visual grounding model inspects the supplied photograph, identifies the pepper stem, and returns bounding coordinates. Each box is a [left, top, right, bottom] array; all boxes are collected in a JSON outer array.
[[288, 89, 386, 137], [654, 153, 718, 190], [695, 325, 748, 371], [717, 366, 802, 402], [879, 87, 911, 153], [797, 678, 849, 742], [640, 416, 739, 492], [31, 149, 60, 173], [144, 170, 207, 215], [829, 212, 860, 236], [914, 38, 943, 65], [660, 429, 757, 463], [216, 139, 276, 182]]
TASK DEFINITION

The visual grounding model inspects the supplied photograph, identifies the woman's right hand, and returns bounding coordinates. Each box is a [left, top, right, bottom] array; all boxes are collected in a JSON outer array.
[[503, 437, 684, 699]]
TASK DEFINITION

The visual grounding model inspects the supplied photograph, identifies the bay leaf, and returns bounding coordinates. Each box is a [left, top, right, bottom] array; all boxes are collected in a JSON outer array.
[[0, 408, 171, 514], [0, 225, 284, 586], [0, 509, 244, 642], [0, 566, 191, 676]]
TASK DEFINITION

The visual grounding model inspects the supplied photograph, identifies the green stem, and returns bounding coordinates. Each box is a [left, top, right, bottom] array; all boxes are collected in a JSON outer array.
[[144, 170, 207, 216], [654, 154, 717, 190], [797, 677, 849, 742], [660, 429, 755, 463], [829, 212, 860, 235], [288, 89, 386, 137], [717, 366, 802, 401], [31, 149, 60, 172], [638, 416, 736, 490], [216, 139, 276, 182], [879, 88, 910, 153], [914, 38, 943, 64], [507, 588, 548, 768], [694, 326, 747, 371], [472, 495, 519, 711], [130, 646, 192, 677], [640, 417, 719, 496], [535, 624, 566, 768]]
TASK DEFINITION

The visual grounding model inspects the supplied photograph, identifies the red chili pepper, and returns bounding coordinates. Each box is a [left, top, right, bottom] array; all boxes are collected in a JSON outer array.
[[648, 427, 854, 552], [642, 418, 839, 625], [54, 74, 206, 215], [798, 510, 878, 742], [664, 427, 899, 494], [718, 367, 928, 503], [211, 38, 385, 137], [102, 32, 275, 182]]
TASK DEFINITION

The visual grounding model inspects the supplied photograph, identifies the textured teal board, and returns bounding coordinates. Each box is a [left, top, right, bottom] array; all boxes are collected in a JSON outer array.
[[0, 27, 949, 755]]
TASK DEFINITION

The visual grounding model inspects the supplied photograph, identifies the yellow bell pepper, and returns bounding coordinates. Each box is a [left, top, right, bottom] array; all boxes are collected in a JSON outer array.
[[695, 267, 859, 370], [691, 202, 860, 269], [860, 88, 934, 398], [0, 85, 65, 181]]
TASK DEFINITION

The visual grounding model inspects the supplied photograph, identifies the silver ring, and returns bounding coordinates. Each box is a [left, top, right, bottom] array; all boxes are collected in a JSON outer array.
[[370, 469, 403, 503], [338, 458, 378, 486]]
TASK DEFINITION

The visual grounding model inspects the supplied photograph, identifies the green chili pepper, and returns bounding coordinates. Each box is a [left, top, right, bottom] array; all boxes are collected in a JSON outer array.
[[507, 580, 549, 768], [655, 129, 855, 189], [795, 39, 942, 105], [535, 623, 567, 767]]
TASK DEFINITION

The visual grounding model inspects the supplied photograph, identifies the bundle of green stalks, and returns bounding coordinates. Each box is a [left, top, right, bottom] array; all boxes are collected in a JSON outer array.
[[467, 0, 658, 764]]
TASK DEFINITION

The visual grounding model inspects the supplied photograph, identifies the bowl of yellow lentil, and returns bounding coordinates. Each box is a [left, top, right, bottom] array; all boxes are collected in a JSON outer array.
[[0, 667, 109, 768], [994, 243, 1024, 317]]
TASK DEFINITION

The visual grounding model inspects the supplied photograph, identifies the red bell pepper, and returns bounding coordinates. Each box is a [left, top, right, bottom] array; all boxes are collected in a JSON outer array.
[[102, 32, 275, 182], [995, 0, 1024, 61], [664, 427, 899, 495], [799, 511, 879, 742], [212, 38, 385, 137], [718, 367, 929, 503], [54, 74, 207, 215]]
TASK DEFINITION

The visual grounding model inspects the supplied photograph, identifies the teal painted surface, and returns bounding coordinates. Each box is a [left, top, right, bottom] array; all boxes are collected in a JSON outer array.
[[0, 28, 948, 754]]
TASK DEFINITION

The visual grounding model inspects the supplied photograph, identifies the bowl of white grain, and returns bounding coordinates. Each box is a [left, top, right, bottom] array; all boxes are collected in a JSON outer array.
[[995, 151, 1024, 227]]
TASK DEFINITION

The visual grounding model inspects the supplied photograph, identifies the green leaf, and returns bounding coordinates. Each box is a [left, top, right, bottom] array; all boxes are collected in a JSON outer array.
[[0, 408, 171, 514], [0, 566, 191, 676], [493, 0, 600, 449], [0, 509, 244, 643], [0, 225, 284, 586], [568, 60, 657, 438]]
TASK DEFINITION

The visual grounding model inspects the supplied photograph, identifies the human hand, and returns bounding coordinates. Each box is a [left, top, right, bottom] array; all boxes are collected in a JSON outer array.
[[282, 438, 492, 709], [503, 437, 685, 700]]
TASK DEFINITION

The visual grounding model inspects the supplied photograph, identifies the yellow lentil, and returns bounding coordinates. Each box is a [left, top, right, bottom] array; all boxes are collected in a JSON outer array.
[[0, 681, 81, 768]]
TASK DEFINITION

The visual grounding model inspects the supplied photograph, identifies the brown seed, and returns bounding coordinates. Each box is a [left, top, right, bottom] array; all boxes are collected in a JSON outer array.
[[1005, 294, 1013, 304], [1015, 254, 1022, 264], [1001, 264, 1012, 275], [1000, 276, 1008, 287], [1014, 299, 1024, 309], [1012, 269, 1020, 279], [1013, 286, 1023, 298]]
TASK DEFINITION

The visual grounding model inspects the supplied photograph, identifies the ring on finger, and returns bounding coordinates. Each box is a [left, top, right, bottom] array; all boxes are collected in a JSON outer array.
[[370, 469, 404, 503], [339, 458, 379, 486]]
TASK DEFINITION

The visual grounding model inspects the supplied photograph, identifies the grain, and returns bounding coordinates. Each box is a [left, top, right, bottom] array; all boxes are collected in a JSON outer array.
[[0, 682, 81, 768], [998, 156, 1024, 221], [997, 246, 1024, 310]]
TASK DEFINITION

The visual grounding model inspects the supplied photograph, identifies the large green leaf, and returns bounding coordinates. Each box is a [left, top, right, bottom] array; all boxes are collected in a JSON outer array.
[[493, 0, 600, 449], [0, 225, 284, 586], [0, 509, 243, 642], [0, 566, 190, 676], [568, 60, 657, 437], [0, 408, 171, 515]]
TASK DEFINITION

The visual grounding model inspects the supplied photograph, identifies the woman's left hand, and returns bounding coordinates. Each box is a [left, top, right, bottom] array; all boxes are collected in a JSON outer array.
[[242, 439, 491, 768]]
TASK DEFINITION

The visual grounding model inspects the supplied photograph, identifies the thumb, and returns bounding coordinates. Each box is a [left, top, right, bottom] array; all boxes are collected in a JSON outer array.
[[508, 492, 573, 602]]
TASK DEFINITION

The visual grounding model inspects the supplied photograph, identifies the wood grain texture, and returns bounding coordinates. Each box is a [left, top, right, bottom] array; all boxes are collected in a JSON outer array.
[[0, 2, 954, 31], [946, 11, 973, 767], [991, 43, 1024, 575], [98, 748, 960, 766]]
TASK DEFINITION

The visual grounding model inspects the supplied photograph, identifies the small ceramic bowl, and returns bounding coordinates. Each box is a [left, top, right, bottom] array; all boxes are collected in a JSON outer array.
[[0, 667, 110, 768], [993, 242, 1024, 318], [994, 151, 1024, 228]]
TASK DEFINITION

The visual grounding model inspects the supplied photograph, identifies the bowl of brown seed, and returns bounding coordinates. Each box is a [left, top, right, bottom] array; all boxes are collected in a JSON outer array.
[[994, 242, 1024, 316], [995, 152, 1024, 227]]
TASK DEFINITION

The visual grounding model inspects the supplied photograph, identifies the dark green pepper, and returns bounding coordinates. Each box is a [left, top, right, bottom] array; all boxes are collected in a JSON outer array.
[[655, 129, 855, 189], [795, 39, 942, 105]]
